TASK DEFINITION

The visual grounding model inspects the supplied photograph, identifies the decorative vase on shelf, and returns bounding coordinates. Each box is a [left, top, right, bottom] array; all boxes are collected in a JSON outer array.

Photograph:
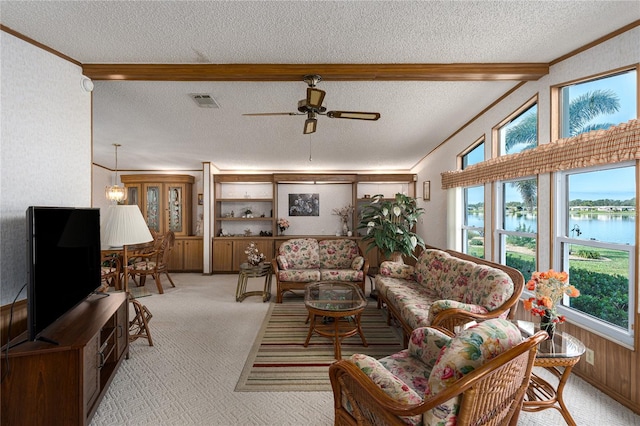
[[342, 220, 349, 236], [541, 309, 556, 340]]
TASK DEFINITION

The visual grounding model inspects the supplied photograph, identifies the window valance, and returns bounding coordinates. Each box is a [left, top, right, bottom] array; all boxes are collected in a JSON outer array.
[[441, 119, 640, 189]]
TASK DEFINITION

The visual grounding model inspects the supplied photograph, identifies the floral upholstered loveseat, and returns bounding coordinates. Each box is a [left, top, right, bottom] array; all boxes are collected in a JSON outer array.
[[375, 248, 523, 342], [272, 238, 369, 303], [329, 318, 546, 426]]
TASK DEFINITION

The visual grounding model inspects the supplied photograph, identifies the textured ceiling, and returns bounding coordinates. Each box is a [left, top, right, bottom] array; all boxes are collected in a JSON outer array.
[[2, 1, 638, 172]]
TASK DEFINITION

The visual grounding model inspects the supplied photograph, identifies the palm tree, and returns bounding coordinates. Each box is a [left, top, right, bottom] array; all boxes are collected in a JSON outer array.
[[505, 89, 620, 210]]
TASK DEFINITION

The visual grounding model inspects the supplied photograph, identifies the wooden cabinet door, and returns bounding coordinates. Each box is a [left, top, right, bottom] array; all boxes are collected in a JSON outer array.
[[116, 300, 128, 359], [213, 240, 233, 272], [143, 182, 163, 234], [168, 239, 184, 271], [83, 335, 100, 416], [183, 239, 203, 271]]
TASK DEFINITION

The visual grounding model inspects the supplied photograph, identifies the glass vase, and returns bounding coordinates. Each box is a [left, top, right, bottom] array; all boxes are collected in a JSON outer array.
[[541, 310, 556, 340]]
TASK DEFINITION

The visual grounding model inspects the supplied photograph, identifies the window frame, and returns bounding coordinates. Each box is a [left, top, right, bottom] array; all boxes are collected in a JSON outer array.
[[492, 95, 539, 158], [494, 176, 538, 277], [553, 162, 636, 348]]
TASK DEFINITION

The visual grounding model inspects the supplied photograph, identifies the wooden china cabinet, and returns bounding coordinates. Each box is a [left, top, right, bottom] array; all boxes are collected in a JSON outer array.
[[121, 174, 203, 271]]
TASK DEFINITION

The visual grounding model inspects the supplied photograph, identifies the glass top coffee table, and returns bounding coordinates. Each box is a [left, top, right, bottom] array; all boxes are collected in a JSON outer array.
[[303, 281, 368, 359]]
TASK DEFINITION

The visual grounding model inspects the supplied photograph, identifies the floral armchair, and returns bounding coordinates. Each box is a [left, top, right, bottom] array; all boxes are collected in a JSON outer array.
[[272, 238, 368, 303], [329, 318, 547, 426]]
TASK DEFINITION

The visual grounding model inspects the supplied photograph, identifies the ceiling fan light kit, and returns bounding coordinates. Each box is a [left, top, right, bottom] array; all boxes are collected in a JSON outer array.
[[304, 116, 318, 135], [244, 74, 381, 134]]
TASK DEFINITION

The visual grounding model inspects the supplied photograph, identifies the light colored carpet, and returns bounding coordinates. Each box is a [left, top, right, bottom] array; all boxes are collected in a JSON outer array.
[[235, 301, 404, 391], [89, 273, 640, 426]]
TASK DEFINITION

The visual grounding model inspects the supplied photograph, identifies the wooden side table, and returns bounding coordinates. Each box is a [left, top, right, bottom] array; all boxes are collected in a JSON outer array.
[[516, 320, 586, 426], [236, 262, 272, 302]]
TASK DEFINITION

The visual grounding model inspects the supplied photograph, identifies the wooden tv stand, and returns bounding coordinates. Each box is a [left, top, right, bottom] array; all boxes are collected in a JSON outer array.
[[1, 292, 128, 425]]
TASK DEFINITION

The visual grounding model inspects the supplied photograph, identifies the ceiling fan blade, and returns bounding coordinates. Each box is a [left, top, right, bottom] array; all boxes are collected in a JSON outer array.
[[242, 112, 300, 116], [326, 111, 381, 121]]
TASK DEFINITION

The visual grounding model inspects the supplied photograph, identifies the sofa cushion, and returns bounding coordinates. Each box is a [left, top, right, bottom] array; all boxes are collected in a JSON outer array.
[[380, 261, 415, 280], [320, 269, 364, 282], [351, 354, 423, 426], [276, 255, 290, 270], [423, 318, 523, 425], [278, 238, 320, 269], [277, 269, 321, 283], [468, 265, 514, 312], [319, 239, 360, 269]]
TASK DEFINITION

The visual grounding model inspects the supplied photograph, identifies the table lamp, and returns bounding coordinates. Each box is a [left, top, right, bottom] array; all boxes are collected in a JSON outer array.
[[101, 205, 153, 292]]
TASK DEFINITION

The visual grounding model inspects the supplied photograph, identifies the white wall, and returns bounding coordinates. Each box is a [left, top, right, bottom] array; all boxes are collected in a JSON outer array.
[[277, 183, 353, 235], [0, 32, 92, 305], [414, 27, 640, 262]]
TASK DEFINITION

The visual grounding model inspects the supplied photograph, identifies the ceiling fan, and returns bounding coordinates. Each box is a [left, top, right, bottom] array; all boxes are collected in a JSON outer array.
[[243, 74, 381, 134]]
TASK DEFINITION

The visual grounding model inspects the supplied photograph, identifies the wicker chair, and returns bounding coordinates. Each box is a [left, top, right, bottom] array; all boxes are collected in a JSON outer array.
[[100, 252, 121, 291], [329, 319, 547, 426], [155, 231, 176, 288]]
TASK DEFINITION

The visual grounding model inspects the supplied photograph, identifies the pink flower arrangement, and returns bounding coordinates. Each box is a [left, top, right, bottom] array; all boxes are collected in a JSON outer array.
[[277, 217, 290, 233]]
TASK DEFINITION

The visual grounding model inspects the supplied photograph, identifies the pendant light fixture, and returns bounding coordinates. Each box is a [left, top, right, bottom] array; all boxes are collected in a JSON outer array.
[[105, 143, 127, 203]]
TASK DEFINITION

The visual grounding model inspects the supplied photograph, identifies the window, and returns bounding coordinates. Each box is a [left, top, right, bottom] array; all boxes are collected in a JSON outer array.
[[497, 102, 538, 156], [496, 177, 537, 280], [462, 140, 484, 169], [460, 139, 485, 257], [463, 186, 485, 258], [555, 164, 635, 347], [559, 69, 637, 138]]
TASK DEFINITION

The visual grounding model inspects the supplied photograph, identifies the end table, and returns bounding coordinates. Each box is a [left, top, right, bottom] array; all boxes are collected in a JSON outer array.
[[516, 320, 586, 426], [236, 262, 272, 302]]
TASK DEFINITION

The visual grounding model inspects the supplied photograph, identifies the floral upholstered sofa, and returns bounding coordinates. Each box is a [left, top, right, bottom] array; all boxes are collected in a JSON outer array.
[[272, 238, 369, 303], [375, 248, 523, 342]]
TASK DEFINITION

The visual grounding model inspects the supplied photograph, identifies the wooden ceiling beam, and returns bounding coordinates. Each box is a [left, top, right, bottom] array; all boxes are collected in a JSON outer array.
[[82, 63, 548, 82]]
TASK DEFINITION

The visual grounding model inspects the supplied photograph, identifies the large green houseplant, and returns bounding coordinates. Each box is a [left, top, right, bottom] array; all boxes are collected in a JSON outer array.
[[357, 193, 425, 262]]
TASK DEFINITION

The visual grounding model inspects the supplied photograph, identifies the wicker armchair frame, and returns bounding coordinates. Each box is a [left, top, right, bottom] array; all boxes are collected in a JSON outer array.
[[329, 329, 547, 426]]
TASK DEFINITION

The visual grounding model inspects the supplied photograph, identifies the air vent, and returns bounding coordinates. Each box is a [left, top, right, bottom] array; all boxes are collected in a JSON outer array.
[[189, 93, 220, 108]]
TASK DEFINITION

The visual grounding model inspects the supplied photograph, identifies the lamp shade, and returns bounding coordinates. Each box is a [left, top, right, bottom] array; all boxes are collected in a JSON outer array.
[[101, 205, 153, 247]]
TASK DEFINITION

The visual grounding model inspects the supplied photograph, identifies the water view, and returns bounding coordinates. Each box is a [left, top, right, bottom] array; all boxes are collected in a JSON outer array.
[[467, 213, 635, 245]]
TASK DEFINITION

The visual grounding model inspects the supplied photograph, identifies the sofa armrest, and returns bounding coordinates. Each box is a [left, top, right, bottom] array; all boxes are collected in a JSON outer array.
[[379, 261, 415, 280]]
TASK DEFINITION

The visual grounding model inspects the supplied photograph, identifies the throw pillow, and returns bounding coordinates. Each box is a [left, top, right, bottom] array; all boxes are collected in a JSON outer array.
[[351, 256, 365, 270]]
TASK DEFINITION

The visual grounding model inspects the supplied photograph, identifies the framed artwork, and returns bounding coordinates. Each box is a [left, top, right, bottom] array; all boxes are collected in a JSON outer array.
[[288, 193, 320, 216], [423, 181, 430, 201], [197, 193, 203, 205]]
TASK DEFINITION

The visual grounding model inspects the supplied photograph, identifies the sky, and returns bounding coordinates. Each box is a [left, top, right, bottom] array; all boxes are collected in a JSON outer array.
[[465, 69, 637, 205]]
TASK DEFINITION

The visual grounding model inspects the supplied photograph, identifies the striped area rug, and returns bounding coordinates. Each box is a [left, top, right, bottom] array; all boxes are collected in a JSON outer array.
[[235, 299, 404, 392]]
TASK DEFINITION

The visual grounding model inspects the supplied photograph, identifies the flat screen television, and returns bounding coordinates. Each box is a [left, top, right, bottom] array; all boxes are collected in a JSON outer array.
[[26, 206, 102, 342]]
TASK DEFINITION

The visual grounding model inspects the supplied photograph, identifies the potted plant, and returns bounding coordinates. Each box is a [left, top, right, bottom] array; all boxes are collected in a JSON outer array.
[[357, 193, 425, 263]]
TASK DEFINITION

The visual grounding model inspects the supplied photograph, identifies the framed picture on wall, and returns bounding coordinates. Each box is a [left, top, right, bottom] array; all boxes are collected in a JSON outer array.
[[289, 193, 320, 216], [423, 181, 430, 201]]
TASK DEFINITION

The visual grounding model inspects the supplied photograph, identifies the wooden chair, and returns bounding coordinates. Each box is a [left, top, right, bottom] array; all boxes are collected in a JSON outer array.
[[100, 252, 121, 291], [129, 296, 153, 346], [127, 232, 175, 294], [127, 243, 164, 294], [329, 319, 548, 426], [155, 231, 176, 288]]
